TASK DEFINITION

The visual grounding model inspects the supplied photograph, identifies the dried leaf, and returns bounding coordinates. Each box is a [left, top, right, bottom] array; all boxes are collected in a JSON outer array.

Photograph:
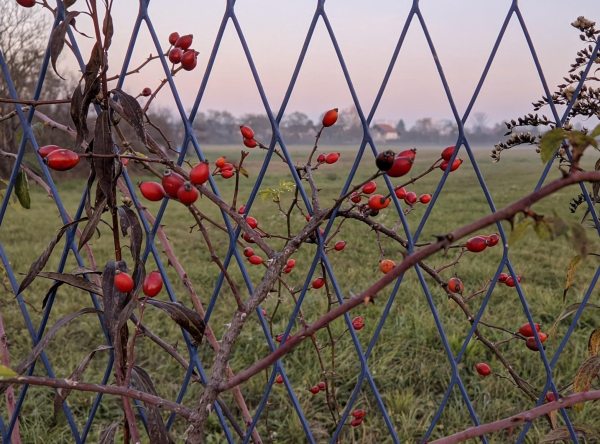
[[70, 266, 102, 276], [79, 194, 108, 251], [117, 206, 143, 280], [111, 89, 146, 144], [573, 355, 600, 412], [93, 111, 115, 207], [569, 222, 589, 258], [551, 303, 600, 341], [588, 328, 600, 356], [15, 171, 31, 209], [36, 271, 103, 296], [103, 12, 114, 50], [99, 422, 120, 444], [101, 261, 131, 350], [539, 128, 566, 164], [540, 424, 600, 443], [564, 255, 582, 303], [509, 218, 532, 246], [146, 299, 205, 344], [70, 81, 84, 148], [0, 308, 101, 395], [17, 218, 86, 294], [54, 345, 112, 415], [49, 11, 80, 79], [131, 366, 174, 444], [239, 167, 249, 178], [63, 0, 77, 8]]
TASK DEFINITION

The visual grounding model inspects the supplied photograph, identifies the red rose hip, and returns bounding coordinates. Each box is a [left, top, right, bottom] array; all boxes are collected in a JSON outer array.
[[174, 34, 193, 50], [466, 236, 487, 253], [37, 145, 61, 158], [475, 363, 491, 376], [139, 182, 165, 201], [143, 270, 163, 297], [45, 149, 80, 171], [162, 169, 185, 198], [190, 161, 210, 185], [177, 182, 199, 205], [114, 271, 134, 293], [322, 108, 338, 127]]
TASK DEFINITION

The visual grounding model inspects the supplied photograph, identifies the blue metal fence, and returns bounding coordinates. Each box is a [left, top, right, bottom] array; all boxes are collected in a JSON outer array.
[[1, 0, 599, 442]]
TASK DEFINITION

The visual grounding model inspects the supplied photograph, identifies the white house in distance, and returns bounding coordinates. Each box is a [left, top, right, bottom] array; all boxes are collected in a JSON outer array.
[[371, 123, 399, 143]]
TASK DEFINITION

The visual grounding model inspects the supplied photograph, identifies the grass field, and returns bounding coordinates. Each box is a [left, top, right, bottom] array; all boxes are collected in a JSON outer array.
[[1, 144, 600, 443]]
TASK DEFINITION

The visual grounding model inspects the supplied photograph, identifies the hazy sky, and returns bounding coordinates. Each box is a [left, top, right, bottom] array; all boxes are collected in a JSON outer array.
[[49, 0, 600, 128]]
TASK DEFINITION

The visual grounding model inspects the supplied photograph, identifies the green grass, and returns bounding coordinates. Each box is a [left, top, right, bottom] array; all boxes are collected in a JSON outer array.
[[1, 145, 600, 443]]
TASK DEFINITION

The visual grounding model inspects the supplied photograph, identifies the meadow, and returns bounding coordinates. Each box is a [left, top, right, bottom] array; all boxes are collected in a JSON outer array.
[[1, 144, 600, 443]]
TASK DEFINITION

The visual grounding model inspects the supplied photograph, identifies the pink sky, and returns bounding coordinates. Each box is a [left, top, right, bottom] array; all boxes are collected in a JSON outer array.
[[51, 0, 600, 128]]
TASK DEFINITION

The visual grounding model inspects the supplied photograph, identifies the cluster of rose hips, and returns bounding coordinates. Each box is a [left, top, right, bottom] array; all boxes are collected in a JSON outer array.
[[350, 409, 366, 427], [518, 322, 548, 351], [465, 233, 500, 252], [114, 269, 163, 298], [308, 381, 327, 395], [167, 32, 198, 71], [139, 167, 201, 206], [214, 156, 236, 179], [38, 145, 80, 171], [498, 272, 522, 287]]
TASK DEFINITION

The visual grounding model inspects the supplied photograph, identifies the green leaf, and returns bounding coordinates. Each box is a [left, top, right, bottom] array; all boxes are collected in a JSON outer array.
[[563, 255, 581, 303], [573, 355, 600, 412], [540, 128, 566, 163], [509, 218, 532, 246], [239, 167, 249, 178], [0, 365, 17, 379], [533, 220, 553, 240], [553, 212, 569, 237], [590, 123, 600, 139], [540, 424, 600, 443], [569, 222, 589, 258], [22, 153, 45, 177], [258, 189, 272, 202], [14, 171, 31, 209], [32, 121, 44, 138], [588, 328, 600, 356]]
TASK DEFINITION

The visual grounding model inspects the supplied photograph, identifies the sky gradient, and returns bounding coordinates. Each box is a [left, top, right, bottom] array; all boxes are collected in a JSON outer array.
[[51, 1, 600, 128]]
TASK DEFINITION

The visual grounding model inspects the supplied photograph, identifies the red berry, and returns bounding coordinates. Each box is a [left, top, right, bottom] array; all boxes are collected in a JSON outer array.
[[139, 182, 165, 201], [177, 182, 199, 205], [275, 333, 290, 343], [168, 32, 180, 45], [37, 145, 61, 158], [498, 272, 509, 282], [380, 259, 395, 274], [404, 192, 418, 206], [546, 392, 561, 403], [505, 276, 521, 287], [238, 205, 246, 214], [317, 153, 326, 163], [174, 34, 193, 50], [466, 236, 487, 253], [122, 158, 129, 167], [141, 87, 152, 97], [221, 170, 234, 179], [242, 232, 261, 243], [240, 125, 254, 139], [440, 158, 463, 172], [17, 0, 36, 7], [143, 270, 163, 297], [353, 321, 365, 330], [114, 272, 134, 293], [216, 157, 227, 168], [325, 153, 340, 164], [243, 247, 254, 257], [312, 278, 325, 289], [350, 192, 362, 203], [395, 187, 407, 199], [169, 48, 183, 64], [419, 194, 432, 204], [368, 194, 391, 211], [441, 146, 456, 161], [318, 382, 326, 390], [352, 410, 366, 419], [334, 241, 346, 251], [376, 150, 396, 171], [526, 337, 542, 351], [181, 50, 198, 71], [162, 169, 185, 198], [447, 277, 463, 293], [487, 233, 500, 247], [306, 214, 311, 221], [261, 309, 267, 316], [399, 148, 417, 160], [362, 181, 377, 194], [190, 161, 210, 185], [322, 108, 338, 127], [276, 375, 284, 384], [386, 155, 413, 178], [519, 323, 541, 337], [309, 386, 320, 394], [286, 259, 296, 268], [283, 267, 292, 274], [351, 418, 363, 427], [44, 149, 80, 171], [246, 216, 258, 229], [475, 363, 491, 376], [248, 255, 263, 265], [243, 138, 257, 148]]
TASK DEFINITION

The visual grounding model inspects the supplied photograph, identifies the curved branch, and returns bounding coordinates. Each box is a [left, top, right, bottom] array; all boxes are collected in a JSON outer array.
[[220, 170, 600, 391]]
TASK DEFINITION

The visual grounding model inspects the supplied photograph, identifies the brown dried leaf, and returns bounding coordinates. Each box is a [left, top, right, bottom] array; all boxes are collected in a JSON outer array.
[[49, 11, 80, 79], [79, 194, 108, 251], [93, 111, 115, 207], [103, 12, 114, 50], [564, 255, 582, 303], [146, 299, 205, 344], [540, 424, 600, 443], [99, 422, 120, 444], [111, 89, 146, 144], [588, 328, 600, 356], [53, 344, 112, 416], [117, 206, 143, 280], [101, 261, 131, 352], [573, 355, 600, 412]]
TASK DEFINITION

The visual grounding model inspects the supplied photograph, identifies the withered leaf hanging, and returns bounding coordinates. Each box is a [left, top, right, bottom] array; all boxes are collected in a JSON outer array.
[[49, 11, 80, 79], [111, 89, 147, 144]]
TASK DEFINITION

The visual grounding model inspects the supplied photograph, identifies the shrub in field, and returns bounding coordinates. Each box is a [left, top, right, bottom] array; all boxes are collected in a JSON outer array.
[[2, 2, 600, 444]]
